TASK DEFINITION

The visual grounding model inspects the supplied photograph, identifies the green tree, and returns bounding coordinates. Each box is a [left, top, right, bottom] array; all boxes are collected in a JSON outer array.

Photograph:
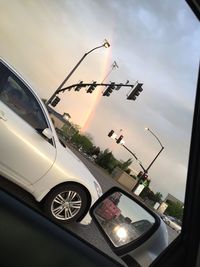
[[71, 133, 94, 154], [140, 188, 161, 202], [165, 201, 184, 220], [154, 192, 163, 203], [96, 149, 118, 173], [118, 158, 133, 172], [90, 146, 101, 157]]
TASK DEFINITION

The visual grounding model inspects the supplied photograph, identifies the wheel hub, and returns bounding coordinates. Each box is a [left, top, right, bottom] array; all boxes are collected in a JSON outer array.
[[51, 190, 82, 221], [62, 202, 70, 208]]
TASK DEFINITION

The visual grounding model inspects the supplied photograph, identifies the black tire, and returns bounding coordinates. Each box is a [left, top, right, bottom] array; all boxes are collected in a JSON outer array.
[[43, 184, 88, 224]]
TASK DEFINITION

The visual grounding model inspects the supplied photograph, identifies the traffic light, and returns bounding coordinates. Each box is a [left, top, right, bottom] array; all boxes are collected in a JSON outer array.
[[116, 135, 124, 144], [74, 81, 84, 91], [87, 82, 97, 93], [51, 96, 60, 107], [137, 171, 148, 181], [115, 83, 123, 91], [127, 82, 143, 100], [103, 82, 115, 96], [144, 173, 148, 180], [108, 130, 114, 137], [137, 171, 143, 178]]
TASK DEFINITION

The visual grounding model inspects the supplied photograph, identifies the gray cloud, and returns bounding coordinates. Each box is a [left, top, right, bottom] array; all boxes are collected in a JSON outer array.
[[0, 0, 199, 202]]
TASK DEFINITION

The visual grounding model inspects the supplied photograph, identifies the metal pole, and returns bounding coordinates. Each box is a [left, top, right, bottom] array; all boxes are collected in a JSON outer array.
[[122, 144, 146, 172], [146, 128, 163, 148], [46, 44, 106, 106], [132, 129, 164, 192], [146, 146, 164, 172], [145, 128, 164, 172]]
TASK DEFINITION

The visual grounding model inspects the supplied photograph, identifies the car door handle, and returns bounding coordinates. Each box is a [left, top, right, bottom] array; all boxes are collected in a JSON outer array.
[[0, 110, 7, 121]]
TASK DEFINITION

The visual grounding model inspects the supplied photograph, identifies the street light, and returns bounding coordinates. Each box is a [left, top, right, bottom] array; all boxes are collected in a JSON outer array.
[[132, 129, 164, 192], [46, 39, 110, 106], [144, 127, 164, 172]]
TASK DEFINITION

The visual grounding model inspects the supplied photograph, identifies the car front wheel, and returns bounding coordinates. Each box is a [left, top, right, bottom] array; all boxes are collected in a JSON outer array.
[[43, 184, 88, 224]]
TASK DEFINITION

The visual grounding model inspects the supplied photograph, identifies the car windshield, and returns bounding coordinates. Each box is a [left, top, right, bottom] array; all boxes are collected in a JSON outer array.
[[0, 1, 199, 266]]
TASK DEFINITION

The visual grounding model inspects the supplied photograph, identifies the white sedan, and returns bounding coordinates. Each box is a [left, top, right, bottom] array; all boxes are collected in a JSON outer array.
[[0, 59, 102, 224]]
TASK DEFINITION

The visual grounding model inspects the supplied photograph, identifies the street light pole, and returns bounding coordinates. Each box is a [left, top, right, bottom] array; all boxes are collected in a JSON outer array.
[[121, 143, 146, 172], [46, 39, 110, 106], [132, 128, 164, 192], [145, 127, 164, 172]]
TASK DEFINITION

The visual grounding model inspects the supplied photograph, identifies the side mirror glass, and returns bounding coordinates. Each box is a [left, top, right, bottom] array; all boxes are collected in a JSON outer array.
[[42, 128, 53, 140], [91, 189, 157, 248]]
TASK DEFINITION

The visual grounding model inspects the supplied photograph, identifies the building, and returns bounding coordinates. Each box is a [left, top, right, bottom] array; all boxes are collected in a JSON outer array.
[[111, 167, 137, 191], [164, 193, 184, 207]]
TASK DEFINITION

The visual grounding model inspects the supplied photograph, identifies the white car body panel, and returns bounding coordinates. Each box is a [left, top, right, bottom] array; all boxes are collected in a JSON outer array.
[[0, 101, 56, 185], [0, 58, 102, 225]]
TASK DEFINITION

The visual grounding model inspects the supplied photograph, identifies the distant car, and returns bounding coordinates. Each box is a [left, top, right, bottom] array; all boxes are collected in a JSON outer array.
[[0, 58, 102, 224], [160, 214, 171, 225], [167, 216, 182, 233], [161, 215, 181, 233]]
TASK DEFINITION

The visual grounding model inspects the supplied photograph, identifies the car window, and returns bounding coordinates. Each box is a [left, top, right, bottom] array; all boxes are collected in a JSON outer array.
[[0, 73, 48, 131], [0, 1, 199, 267]]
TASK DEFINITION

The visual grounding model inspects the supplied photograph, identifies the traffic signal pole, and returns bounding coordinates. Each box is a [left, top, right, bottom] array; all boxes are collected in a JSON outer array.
[[55, 82, 135, 94], [108, 129, 164, 193], [121, 143, 146, 172], [46, 40, 110, 106]]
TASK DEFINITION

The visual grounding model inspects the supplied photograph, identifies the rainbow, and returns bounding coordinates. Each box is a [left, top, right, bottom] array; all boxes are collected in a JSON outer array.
[[80, 48, 112, 132]]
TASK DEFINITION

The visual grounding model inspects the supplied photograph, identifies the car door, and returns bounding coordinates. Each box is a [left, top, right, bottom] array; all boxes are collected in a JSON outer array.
[[0, 61, 56, 186]]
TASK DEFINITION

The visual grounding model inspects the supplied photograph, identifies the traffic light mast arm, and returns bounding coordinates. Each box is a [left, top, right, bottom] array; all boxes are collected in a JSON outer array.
[[58, 82, 135, 94]]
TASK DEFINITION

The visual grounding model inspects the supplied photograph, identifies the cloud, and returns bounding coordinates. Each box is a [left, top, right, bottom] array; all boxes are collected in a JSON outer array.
[[0, 0, 199, 202]]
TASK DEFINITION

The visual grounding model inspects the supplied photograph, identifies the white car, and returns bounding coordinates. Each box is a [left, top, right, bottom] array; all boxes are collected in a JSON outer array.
[[0, 59, 102, 224], [167, 216, 182, 233], [161, 215, 181, 233]]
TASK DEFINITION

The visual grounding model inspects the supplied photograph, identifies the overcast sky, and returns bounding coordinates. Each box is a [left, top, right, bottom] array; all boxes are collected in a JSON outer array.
[[0, 0, 199, 201]]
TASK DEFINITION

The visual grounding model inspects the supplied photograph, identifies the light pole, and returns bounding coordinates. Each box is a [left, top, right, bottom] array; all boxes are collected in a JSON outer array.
[[144, 127, 164, 172], [132, 129, 164, 192], [108, 129, 164, 192], [46, 39, 110, 106]]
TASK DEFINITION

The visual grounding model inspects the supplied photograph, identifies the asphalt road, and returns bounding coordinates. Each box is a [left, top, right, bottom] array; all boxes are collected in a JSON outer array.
[[0, 147, 179, 266]]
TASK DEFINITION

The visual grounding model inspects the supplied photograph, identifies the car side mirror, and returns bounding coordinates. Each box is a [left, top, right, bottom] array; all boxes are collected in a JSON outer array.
[[90, 187, 168, 265], [42, 128, 53, 140]]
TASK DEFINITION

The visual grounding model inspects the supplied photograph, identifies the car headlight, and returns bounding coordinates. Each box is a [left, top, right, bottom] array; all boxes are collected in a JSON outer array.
[[94, 181, 102, 197], [113, 225, 128, 240]]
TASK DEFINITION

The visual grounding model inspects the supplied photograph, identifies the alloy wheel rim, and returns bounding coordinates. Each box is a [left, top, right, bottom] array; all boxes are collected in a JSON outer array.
[[51, 190, 82, 220]]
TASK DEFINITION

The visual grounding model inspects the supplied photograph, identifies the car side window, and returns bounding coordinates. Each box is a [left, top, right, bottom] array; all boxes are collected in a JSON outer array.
[[0, 72, 48, 131]]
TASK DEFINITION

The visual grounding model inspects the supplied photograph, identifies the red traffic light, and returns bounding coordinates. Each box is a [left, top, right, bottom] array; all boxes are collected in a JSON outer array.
[[137, 171, 148, 180]]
